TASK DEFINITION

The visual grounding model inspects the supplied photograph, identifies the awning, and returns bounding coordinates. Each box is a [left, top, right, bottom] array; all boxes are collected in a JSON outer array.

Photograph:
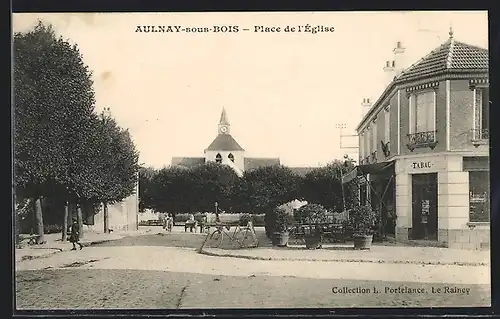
[[342, 160, 395, 184]]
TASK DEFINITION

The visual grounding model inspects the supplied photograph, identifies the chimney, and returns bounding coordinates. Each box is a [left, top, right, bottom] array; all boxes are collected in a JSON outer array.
[[361, 98, 373, 118], [383, 60, 396, 86], [393, 41, 406, 76]]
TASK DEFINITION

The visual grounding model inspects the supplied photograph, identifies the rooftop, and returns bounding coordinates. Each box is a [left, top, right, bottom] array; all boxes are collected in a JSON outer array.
[[396, 36, 488, 82], [205, 134, 245, 152]]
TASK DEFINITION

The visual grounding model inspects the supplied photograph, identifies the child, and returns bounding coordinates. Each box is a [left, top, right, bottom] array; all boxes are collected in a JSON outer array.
[[69, 220, 83, 250]]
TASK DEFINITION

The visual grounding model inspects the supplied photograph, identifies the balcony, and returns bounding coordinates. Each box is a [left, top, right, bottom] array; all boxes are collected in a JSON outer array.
[[406, 131, 437, 151], [471, 128, 489, 148]]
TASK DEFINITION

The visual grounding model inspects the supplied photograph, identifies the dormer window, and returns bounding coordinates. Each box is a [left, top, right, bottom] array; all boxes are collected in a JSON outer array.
[[215, 153, 222, 164], [228, 153, 234, 162]]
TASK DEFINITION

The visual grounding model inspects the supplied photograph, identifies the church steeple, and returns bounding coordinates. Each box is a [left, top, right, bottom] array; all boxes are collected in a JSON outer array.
[[218, 107, 230, 134]]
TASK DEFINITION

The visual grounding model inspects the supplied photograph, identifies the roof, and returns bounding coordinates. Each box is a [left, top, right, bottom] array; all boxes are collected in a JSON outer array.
[[396, 37, 488, 82], [206, 134, 245, 151], [289, 167, 316, 177], [219, 107, 230, 125], [244, 158, 280, 171], [171, 157, 205, 168], [357, 36, 488, 131]]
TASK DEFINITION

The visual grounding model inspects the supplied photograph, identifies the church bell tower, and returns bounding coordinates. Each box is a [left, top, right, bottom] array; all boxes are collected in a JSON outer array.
[[218, 107, 230, 134]]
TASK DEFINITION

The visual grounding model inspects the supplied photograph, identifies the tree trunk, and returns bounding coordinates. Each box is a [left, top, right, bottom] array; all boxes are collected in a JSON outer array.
[[33, 197, 45, 244], [62, 202, 69, 242], [77, 204, 84, 239], [103, 202, 109, 233]]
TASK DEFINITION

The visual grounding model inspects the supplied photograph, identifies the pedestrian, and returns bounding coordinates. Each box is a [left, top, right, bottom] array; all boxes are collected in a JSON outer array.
[[69, 220, 83, 250], [167, 214, 173, 232]]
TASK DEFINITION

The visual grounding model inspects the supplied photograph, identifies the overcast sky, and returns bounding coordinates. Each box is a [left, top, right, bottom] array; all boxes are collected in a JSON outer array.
[[13, 11, 488, 168]]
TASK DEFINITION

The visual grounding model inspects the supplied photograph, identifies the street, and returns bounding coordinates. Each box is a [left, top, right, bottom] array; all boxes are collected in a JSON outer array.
[[15, 232, 491, 309]]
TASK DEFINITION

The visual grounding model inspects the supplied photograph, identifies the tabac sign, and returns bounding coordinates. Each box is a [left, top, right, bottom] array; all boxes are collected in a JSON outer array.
[[404, 157, 446, 173]]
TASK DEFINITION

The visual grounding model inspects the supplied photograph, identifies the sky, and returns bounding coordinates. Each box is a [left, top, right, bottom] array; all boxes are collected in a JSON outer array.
[[12, 11, 488, 168]]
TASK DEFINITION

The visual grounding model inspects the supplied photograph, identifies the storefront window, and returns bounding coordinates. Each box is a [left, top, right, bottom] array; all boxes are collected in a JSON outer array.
[[469, 171, 490, 222]]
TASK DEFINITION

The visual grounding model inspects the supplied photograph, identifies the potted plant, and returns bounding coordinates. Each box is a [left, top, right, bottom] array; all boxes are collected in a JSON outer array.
[[296, 204, 328, 249], [349, 205, 377, 250], [271, 206, 293, 247]]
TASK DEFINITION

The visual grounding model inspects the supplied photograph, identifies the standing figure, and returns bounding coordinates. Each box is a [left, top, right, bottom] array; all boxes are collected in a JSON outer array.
[[69, 220, 83, 250], [167, 214, 173, 232]]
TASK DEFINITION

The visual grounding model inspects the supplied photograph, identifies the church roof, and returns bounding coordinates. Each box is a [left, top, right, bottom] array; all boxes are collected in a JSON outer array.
[[244, 158, 281, 171], [171, 157, 205, 168], [396, 36, 488, 82], [206, 134, 245, 151]]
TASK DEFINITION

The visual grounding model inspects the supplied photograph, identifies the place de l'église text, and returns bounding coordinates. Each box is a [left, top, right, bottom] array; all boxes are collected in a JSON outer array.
[[135, 25, 335, 35]]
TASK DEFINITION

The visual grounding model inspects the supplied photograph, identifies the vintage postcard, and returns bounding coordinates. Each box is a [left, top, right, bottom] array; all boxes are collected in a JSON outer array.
[[13, 11, 490, 311]]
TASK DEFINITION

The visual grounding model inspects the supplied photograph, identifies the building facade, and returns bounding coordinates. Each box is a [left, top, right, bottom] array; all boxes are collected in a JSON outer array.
[[85, 182, 140, 232], [347, 31, 489, 249]]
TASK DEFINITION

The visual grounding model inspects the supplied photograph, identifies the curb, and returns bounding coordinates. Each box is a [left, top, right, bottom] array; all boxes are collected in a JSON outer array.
[[16, 238, 122, 263], [199, 249, 489, 267]]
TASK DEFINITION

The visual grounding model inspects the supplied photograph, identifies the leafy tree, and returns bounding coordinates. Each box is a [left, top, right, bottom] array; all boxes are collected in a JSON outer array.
[[78, 111, 140, 233], [189, 162, 241, 213], [299, 159, 359, 211], [239, 165, 301, 215], [14, 21, 96, 243], [150, 166, 194, 214], [139, 166, 158, 212]]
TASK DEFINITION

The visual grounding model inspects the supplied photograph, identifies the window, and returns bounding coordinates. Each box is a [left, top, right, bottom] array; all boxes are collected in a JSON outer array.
[[384, 107, 390, 142], [359, 132, 365, 159], [469, 171, 490, 222], [372, 121, 377, 153], [228, 153, 234, 162], [410, 91, 435, 134], [473, 87, 490, 140], [215, 153, 222, 164], [365, 127, 370, 154]]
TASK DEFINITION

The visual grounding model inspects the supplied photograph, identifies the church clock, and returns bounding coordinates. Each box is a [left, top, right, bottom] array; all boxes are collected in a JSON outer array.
[[219, 126, 228, 134]]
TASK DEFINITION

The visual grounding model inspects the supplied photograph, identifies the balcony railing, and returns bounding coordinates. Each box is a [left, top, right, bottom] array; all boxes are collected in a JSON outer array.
[[406, 130, 437, 151], [471, 128, 489, 147]]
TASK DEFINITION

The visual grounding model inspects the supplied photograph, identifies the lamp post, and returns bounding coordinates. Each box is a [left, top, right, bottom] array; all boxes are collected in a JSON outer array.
[[340, 154, 348, 213]]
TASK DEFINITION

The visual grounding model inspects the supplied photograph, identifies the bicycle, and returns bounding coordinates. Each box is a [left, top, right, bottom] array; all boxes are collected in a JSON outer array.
[[203, 221, 259, 249]]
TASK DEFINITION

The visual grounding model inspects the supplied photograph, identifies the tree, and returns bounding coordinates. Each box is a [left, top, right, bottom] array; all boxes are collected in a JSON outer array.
[[150, 166, 194, 214], [78, 111, 140, 233], [299, 159, 359, 211], [14, 21, 96, 243], [139, 166, 158, 212], [238, 165, 301, 214], [189, 162, 241, 212]]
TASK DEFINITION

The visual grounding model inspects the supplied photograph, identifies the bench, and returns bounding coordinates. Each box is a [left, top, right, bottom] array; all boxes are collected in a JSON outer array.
[[184, 220, 198, 232]]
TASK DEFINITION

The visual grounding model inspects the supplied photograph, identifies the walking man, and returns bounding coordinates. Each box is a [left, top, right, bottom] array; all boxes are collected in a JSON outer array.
[[69, 220, 83, 250]]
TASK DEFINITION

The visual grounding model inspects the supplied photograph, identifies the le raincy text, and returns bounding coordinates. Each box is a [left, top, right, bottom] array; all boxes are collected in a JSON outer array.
[[135, 25, 335, 34]]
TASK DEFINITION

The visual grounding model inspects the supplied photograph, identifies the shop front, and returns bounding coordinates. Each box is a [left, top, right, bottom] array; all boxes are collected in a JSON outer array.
[[394, 154, 490, 249]]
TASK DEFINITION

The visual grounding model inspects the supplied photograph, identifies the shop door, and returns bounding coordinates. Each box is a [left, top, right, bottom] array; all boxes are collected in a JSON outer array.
[[411, 173, 438, 240]]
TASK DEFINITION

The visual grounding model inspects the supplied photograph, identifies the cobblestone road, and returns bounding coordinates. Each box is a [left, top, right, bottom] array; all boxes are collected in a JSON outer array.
[[16, 269, 490, 309], [15, 233, 491, 309]]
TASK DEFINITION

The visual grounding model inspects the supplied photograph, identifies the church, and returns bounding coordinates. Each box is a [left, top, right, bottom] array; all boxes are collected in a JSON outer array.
[[171, 108, 310, 175]]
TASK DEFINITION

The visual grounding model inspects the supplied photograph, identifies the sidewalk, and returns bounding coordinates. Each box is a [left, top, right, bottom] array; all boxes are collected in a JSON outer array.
[[15, 228, 153, 263], [200, 244, 490, 266]]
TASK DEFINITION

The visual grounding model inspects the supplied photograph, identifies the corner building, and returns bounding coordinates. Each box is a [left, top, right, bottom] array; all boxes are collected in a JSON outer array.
[[346, 31, 489, 249]]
